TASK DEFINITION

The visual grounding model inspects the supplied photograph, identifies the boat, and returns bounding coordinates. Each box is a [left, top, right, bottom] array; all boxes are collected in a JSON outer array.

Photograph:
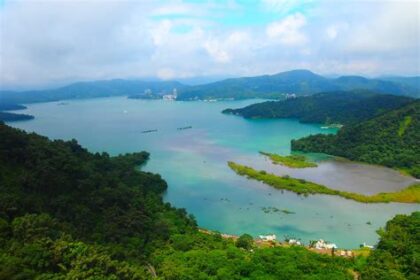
[[321, 124, 343, 129], [141, 129, 158, 134], [177, 126, 192, 130]]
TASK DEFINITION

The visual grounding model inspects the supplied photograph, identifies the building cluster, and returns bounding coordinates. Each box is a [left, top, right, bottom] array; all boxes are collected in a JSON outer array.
[[361, 242, 374, 249], [163, 88, 177, 100], [314, 239, 337, 250], [284, 93, 297, 99], [258, 234, 277, 241], [287, 239, 302, 246]]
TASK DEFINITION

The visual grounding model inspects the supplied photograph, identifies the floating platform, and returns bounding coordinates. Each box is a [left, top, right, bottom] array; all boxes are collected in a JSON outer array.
[[141, 129, 158, 133], [177, 126, 192, 130]]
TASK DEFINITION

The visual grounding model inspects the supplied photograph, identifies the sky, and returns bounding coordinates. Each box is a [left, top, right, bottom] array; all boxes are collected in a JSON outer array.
[[0, 0, 419, 89]]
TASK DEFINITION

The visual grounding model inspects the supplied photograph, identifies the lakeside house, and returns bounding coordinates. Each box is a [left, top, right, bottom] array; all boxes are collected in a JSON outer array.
[[314, 239, 337, 250], [339, 250, 354, 257], [361, 242, 374, 249], [284, 93, 297, 99], [163, 88, 178, 100], [258, 234, 277, 241], [288, 239, 302, 246]]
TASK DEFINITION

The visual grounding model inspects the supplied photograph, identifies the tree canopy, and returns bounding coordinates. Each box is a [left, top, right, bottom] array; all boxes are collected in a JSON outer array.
[[292, 100, 420, 178]]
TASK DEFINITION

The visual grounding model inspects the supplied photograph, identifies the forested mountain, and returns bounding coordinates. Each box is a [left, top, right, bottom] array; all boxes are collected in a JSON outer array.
[[361, 212, 420, 279], [292, 100, 420, 178], [223, 91, 413, 125], [176, 70, 419, 100], [381, 76, 420, 90], [0, 112, 34, 122], [1, 70, 418, 104], [0, 79, 185, 104], [0, 103, 27, 111], [0, 103, 34, 122], [177, 70, 337, 100], [332, 76, 417, 95]]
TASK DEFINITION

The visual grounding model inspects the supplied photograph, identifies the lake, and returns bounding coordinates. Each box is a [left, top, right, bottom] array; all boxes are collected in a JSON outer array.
[[8, 97, 419, 248]]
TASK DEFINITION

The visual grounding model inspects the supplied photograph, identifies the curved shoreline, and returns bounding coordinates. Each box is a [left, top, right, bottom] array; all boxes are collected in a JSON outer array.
[[228, 161, 420, 203]]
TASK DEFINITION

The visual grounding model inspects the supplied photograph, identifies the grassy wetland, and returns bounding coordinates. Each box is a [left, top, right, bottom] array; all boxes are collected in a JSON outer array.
[[260, 151, 318, 168], [228, 161, 420, 203]]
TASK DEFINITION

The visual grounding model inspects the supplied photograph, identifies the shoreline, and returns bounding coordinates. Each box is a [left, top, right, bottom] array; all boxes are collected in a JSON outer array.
[[228, 161, 420, 203], [198, 228, 371, 258]]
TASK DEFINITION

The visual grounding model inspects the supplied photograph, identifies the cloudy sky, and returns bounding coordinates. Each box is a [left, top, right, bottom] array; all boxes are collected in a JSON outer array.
[[0, 0, 419, 89]]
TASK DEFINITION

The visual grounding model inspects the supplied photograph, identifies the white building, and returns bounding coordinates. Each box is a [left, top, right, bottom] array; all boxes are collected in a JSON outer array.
[[259, 234, 277, 241], [285, 93, 297, 99], [315, 239, 337, 250], [361, 242, 374, 249], [288, 239, 302, 246], [162, 88, 178, 101]]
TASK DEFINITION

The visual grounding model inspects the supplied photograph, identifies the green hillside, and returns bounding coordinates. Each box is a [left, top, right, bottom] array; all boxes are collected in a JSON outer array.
[[0, 103, 34, 122], [0, 79, 185, 104], [223, 91, 413, 125], [0, 112, 34, 122], [292, 100, 420, 177], [177, 70, 419, 100], [177, 69, 337, 100]]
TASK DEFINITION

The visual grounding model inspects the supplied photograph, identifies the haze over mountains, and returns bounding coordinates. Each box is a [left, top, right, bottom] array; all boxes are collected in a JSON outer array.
[[1, 70, 419, 104]]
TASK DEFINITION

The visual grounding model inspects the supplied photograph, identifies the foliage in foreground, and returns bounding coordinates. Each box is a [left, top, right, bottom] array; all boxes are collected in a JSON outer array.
[[361, 212, 420, 280], [228, 161, 420, 203]]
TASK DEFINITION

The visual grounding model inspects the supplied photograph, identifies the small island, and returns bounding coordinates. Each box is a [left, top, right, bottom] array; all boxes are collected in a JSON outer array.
[[0, 111, 34, 122], [260, 152, 317, 168], [0, 102, 34, 122], [0, 103, 27, 111], [228, 161, 420, 203]]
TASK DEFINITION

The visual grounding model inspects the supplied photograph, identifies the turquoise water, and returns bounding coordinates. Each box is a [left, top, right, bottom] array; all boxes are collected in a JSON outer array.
[[8, 97, 419, 248]]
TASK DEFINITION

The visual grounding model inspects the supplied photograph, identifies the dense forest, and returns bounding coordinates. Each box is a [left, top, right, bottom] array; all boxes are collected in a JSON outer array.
[[0, 103, 34, 122], [223, 91, 413, 125], [0, 103, 27, 111], [292, 100, 420, 178], [0, 111, 34, 122], [0, 123, 418, 279], [361, 212, 420, 279]]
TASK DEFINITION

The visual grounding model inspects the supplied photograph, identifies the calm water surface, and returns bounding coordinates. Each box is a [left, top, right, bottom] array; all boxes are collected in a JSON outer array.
[[8, 97, 419, 248]]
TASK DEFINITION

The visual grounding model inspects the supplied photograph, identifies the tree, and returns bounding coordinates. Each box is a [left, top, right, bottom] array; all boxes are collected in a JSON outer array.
[[236, 234, 254, 250]]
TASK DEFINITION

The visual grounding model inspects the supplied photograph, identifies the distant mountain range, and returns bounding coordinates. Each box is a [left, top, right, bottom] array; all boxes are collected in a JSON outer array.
[[0, 70, 419, 104], [0, 80, 185, 104], [176, 70, 419, 100]]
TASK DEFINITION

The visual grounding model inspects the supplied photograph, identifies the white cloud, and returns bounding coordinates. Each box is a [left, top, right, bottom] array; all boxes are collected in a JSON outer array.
[[343, 1, 420, 54], [204, 39, 231, 63], [326, 25, 338, 40], [266, 13, 307, 45], [0, 0, 418, 89]]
